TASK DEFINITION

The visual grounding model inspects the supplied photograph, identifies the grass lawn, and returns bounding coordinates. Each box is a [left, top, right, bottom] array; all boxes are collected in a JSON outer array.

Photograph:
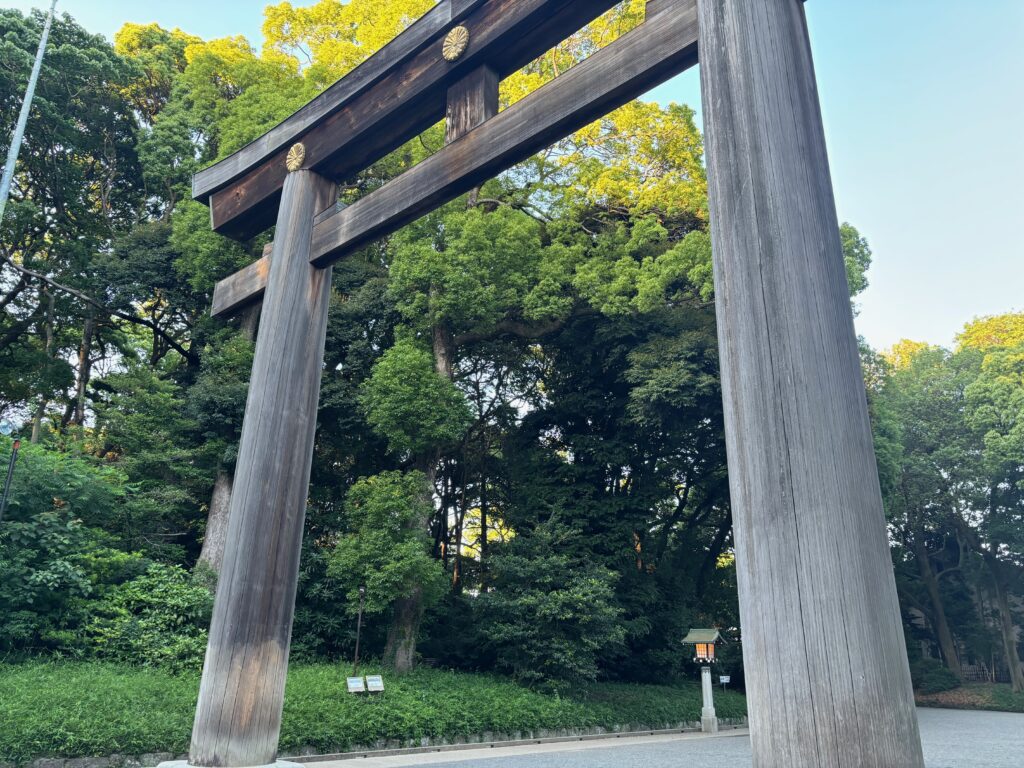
[[0, 663, 747, 763], [916, 682, 1024, 713]]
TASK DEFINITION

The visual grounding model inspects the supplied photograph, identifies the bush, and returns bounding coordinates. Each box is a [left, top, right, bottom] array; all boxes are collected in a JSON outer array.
[[478, 522, 626, 688], [0, 662, 748, 762], [910, 658, 960, 694], [0, 440, 140, 655], [85, 564, 213, 671]]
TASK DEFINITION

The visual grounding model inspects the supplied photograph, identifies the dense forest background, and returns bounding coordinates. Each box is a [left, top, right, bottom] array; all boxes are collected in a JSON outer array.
[[0, 1, 1020, 695]]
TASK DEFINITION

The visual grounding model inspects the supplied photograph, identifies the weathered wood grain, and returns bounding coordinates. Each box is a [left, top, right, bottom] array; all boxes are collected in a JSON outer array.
[[645, 0, 674, 17], [189, 170, 337, 767], [191, 0, 486, 202], [201, 0, 621, 239], [697, 1, 924, 766], [445, 66, 499, 145], [309, 1, 699, 266], [210, 253, 270, 318]]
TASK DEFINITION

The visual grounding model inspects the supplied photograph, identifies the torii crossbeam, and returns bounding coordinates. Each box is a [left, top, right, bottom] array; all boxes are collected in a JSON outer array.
[[177, 2, 925, 767]]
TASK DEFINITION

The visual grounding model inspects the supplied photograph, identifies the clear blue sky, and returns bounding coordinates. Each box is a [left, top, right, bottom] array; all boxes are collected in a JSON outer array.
[[7, 0, 1023, 351]]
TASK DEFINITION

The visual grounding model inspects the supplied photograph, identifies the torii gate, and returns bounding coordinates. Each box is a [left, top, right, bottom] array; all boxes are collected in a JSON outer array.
[[177, 1, 925, 766]]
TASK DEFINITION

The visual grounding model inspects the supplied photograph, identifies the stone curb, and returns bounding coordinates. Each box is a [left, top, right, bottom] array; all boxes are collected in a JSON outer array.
[[8, 719, 748, 768], [286, 719, 750, 762]]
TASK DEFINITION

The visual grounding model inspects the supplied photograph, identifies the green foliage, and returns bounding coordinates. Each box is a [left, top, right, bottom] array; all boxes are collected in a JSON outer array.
[[989, 684, 1024, 713], [92, 360, 206, 560], [0, 440, 139, 654], [872, 321, 1024, 689], [84, 564, 213, 672], [910, 658, 961, 694], [840, 222, 872, 298], [390, 206, 554, 332], [360, 339, 472, 456], [170, 200, 254, 293], [957, 312, 1024, 351], [327, 471, 447, 616], [0, 662, 747, 762], [479, 522, 626, 688]]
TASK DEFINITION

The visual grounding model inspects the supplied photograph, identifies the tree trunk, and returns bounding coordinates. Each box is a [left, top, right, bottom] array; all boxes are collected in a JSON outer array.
[[912, 534, 962, 678], [479, 474, 488, 588], [69, 313, 95, 427], [986, 554, 1024, 693], [384, 323, 454, 673], [197, 467, 233, 574], [31, 288, 55, 443], [196, 303, 261, 575], [384, 584, 424, 672], [384, 69, 496, 673]]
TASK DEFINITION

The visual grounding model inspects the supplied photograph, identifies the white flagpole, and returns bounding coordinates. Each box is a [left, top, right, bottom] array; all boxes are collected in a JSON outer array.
[[0, 0, 59, 225]]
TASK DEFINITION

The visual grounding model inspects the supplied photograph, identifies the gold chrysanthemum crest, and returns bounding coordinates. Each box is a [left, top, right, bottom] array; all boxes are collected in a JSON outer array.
[[442, 26, 470, 62], [285, 142, 306, 172]]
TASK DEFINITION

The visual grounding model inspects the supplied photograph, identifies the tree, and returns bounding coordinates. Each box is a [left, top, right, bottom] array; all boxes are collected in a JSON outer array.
[[961, 332, 1024, 692], [478, 521, 625, 688], [327, 471, 447, 670], [877, 345, 974, 679], [0, 10, 145, 429], [875, 319, 1024, 691]]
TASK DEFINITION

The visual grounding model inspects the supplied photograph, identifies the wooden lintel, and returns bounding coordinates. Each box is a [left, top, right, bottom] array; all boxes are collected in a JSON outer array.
[[211, 253, 271, 318], [308, 1, 698, 267], [200, 0, 621, 240], [192, 0, 486, 204]]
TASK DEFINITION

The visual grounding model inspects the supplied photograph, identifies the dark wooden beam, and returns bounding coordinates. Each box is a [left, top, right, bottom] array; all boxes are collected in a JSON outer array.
[[446, 66, 499, 144], [308, 1, 698, 267], [209, 63, 497, 320], [192, 0, 486, 203], [210, 245, 271, 318], [200, 0, 621, 239]]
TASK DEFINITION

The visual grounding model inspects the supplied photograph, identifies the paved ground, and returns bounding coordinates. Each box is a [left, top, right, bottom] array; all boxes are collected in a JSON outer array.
[[315, 708, 1024, 768]]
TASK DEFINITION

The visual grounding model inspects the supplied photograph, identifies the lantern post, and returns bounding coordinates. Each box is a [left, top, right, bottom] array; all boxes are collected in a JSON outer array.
[[682, 628, 723, 733]]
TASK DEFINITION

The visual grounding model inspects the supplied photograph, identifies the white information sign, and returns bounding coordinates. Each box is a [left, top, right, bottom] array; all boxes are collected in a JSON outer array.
[[366, 675, 385, 692], [719, 675, 731, 685], [346, 676, 366, 693]]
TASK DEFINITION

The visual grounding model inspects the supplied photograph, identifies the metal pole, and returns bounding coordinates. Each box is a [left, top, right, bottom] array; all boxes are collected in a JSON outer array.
[[0, 0, 58, 225], [353, 585, 365, 675], [0, 439, 21, 524]]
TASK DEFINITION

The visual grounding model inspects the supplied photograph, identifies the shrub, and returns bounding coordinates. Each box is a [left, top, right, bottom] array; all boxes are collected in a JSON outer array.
[[327, 471, 448, 617], [0, 662, 748, 762], [0, 440, 139, 654], [478, 522, 626, 688], [910, 658, 960, 694], [85, 564, 213, 671]]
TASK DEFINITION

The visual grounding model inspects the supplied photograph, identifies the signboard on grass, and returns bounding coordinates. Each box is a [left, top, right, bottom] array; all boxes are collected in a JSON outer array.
[[346, 676, 366, 693]]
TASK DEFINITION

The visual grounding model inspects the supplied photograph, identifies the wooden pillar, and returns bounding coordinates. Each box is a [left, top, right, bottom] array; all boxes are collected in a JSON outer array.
[[696, 1, 924, 766], [189, 165, 337, 767]]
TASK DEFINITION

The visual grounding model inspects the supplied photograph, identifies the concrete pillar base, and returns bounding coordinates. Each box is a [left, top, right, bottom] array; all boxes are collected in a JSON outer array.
[[701, 714, 719, 734]]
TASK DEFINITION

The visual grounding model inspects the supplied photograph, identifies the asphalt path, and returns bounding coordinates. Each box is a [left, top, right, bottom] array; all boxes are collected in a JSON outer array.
[[313, 708, 1024, 768]]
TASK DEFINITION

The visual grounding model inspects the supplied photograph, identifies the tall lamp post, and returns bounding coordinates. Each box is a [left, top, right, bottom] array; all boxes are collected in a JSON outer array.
[[682, 628, 723, 734], [0, 420, 20, 524], [352, 584, 366, 675]]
